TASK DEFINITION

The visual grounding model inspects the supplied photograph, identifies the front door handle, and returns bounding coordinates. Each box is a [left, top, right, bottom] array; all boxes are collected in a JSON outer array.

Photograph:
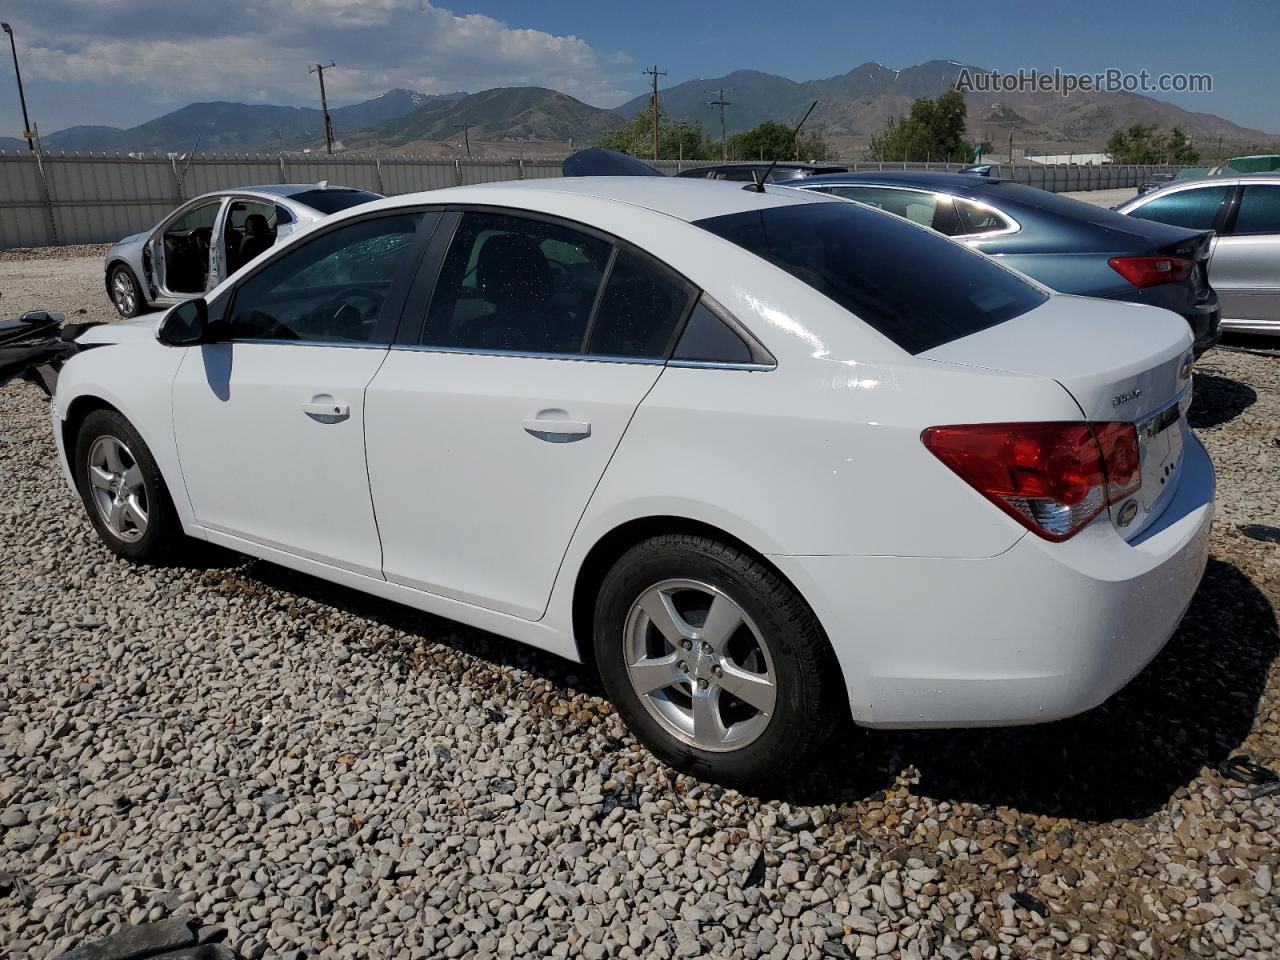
[[303, 395, 350, 423], [523, 416, 591, 442]]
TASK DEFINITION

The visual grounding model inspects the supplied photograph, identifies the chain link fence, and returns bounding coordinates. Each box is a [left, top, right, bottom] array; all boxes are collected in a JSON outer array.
[[0, 152, 1183, 249]]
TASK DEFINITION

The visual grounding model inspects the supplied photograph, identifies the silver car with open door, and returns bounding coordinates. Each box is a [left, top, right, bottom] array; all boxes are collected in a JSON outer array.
[[103, 183, 382, 318]]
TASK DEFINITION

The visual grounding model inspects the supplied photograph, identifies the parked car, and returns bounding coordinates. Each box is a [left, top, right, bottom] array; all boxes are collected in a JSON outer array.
[[1115, 174, 1280, 335], [1212, 155, 1280, 175], [675, 161, 847, 183], [1136, 173, 1175, 195], [785, 171, 1221, 354], [104, 183, 383, 319], [51, 177, 1212, 787]]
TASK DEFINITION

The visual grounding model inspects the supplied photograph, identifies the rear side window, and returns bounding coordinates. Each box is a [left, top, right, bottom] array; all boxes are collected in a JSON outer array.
[[695, 202, 1047, 355], [420, 211, 611, 355], [954, 198, 1011, 236], [587, 251, 693, 358], [829, 186, 963, 236], [1129, 186, 1229, 230], [1232, 185, 1280, 234]]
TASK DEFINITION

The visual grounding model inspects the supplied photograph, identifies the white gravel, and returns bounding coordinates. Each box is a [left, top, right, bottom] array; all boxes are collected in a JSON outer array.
[[2, 249, 1279, 960]]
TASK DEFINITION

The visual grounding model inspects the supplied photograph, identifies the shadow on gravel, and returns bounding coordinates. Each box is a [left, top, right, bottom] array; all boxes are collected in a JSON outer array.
[[238, 561, 605, 697], [1188, 371, 1257, 429], [771, 558, 1279, 821]]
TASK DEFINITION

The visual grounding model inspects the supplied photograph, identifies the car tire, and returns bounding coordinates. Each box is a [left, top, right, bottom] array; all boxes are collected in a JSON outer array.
[[74, 409, 185, 564], [594, 533, 844, 789], [109, 264, 143, 318]]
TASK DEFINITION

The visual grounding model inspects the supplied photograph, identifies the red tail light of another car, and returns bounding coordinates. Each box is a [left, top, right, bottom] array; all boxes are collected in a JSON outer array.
[[922, 421, 1142, 541], [1108, 255, 1193, 289]]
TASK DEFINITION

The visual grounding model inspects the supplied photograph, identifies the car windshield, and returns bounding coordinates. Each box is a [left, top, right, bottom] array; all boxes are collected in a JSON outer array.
[[289, 189, 383, 214], [695, 201, 1047, 354]]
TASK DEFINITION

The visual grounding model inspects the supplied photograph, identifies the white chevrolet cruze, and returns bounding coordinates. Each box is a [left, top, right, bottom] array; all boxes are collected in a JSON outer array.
[[51, 177, 1214, 787]]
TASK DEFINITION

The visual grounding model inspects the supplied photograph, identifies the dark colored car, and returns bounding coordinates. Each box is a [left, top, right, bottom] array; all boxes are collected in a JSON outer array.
[[675, 161, 848, 183], [789, 172, 1220, 353]]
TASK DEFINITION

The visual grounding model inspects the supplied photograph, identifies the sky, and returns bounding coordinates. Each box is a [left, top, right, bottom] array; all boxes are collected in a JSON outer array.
[[0, 0, 1276, 138]]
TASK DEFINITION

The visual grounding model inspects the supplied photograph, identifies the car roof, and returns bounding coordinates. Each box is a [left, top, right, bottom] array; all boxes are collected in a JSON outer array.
[[796, 171, 1010, 190], [683, 161, 845, 170], [384, 175, 835, 224], [1137, 172, 1280, 193]]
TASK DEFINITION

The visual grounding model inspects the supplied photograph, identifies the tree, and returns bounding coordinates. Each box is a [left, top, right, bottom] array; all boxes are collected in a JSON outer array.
[[866, 89, 972, 162], [727, 120, 833, 162], [598, 108, 716, 161], [1106, 124, 1201, 164]]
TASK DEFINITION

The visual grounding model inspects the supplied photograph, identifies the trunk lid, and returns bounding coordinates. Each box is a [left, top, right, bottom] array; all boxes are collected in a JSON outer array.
[[920, 294, 1196, 540]]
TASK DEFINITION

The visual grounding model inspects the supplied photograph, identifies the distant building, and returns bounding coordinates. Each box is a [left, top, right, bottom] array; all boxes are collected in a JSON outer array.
[[1025, 153, 1111, 166]]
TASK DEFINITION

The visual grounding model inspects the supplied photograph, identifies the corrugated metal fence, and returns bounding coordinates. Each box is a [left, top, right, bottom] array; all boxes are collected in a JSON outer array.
[[0, 153, 1183, 249]]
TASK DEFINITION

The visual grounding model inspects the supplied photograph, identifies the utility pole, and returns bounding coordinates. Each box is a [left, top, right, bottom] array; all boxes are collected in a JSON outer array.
[[1007, 130, 1014, 164], [642, 65, 666, 161], [706, 88, 732, 162], [309, 61, 336, 155], [1, 23, 34, 152], [453, 121, 474, 157]]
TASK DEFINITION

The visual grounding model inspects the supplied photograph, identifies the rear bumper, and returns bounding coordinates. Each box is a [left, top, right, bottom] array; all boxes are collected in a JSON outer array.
[[1183, 302, 1220, 356], [773, 432, 1215, 728]]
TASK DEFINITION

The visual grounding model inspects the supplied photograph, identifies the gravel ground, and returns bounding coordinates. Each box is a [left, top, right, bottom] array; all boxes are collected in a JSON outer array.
[[2, 249, 1279, 960]]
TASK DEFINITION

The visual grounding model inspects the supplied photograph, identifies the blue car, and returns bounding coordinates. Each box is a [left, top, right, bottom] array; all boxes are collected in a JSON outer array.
[[786, 172, 1221, 354]]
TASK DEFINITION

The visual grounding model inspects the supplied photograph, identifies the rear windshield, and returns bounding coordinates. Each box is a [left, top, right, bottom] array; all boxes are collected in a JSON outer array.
[[695, 202, 1047, 354], [290, 189, 382, 214]]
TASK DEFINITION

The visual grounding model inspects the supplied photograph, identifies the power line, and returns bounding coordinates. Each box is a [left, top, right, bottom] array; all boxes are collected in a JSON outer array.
[[706, 88, 733, 162], [642, 65, 666, 161], [308, 61, 336, 155]]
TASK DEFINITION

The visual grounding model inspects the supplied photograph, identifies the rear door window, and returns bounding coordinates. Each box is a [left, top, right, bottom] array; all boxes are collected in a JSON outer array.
[[695, 201, 1047, 355], [1231, 184, 1280, 234], [1129, 186, 1230, 230], [587, 251, 694, 359]]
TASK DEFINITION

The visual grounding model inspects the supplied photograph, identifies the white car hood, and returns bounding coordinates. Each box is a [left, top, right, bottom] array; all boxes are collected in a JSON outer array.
[[75, 315, 165, 346]]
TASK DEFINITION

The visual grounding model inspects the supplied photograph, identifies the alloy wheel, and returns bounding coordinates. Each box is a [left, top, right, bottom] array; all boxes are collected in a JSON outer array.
[[86, 435, 148, 542], [112, 271, 137, 316], [624, 578, 777, 752]]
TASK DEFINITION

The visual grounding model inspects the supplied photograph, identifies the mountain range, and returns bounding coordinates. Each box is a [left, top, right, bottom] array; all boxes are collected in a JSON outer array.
[[2, 60, 1273, 157]]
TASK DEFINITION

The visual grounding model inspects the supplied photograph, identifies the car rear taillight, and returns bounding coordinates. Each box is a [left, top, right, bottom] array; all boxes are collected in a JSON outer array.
[[1108, 255, 1193, 288], [922, 422, 1141, 541]]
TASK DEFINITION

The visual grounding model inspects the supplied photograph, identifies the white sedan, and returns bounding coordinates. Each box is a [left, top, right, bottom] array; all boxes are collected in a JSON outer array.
[[51, 177, 1214, 787]]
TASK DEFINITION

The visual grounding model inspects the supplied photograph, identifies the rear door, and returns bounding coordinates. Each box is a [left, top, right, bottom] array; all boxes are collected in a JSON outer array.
[[365, 209, 696, 620], [1212, 183, 1280, 323]]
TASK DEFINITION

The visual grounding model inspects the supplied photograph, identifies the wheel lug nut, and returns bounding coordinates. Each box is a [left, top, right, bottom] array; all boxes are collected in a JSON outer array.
[[701, 642, 713, 655], [680, 639, 692, 651], [697, 678, 709, 691], [713, 665, 723, 678], [677, 661, 688, 673]]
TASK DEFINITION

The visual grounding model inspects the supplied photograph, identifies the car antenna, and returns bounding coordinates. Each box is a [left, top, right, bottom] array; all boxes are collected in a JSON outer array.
[[751, 100, 818, 193]]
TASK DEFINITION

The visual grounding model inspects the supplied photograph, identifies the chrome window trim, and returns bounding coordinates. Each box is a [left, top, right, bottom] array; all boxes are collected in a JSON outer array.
[[667, 359, 777, 372], [230, 338, 390, 349], [389, 343, 666, 366]]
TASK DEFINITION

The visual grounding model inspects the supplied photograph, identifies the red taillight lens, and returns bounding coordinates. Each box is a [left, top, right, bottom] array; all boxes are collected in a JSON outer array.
[[922, 422, 1142, 541], [1108, 255, 1193, 288]]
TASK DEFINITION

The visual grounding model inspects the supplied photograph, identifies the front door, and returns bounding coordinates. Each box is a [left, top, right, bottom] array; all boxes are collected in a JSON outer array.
[[172, 210, 432, 576], [149, 197, 225, 300], [365, 210, 696, 620]]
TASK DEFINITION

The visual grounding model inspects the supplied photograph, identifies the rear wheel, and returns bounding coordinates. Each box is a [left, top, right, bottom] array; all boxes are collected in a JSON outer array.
[[74, 409, 184, 563], [109, 264, 142, 318], [594, 534, 843, 789]]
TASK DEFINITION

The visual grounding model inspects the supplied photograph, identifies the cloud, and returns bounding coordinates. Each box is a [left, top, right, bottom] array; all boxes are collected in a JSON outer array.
[[0, 0, 634, 132]]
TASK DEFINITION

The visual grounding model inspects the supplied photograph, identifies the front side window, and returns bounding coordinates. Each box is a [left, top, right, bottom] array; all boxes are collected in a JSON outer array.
[[696, 202, 1048, 355], [420, 212, 611, 354], [1129, 186, 1230, 230], [1232, 184, 1280, 234], [226, 213, 424, 343]]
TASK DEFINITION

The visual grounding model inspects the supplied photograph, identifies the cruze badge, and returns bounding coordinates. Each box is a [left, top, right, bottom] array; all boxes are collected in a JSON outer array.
[[1112, 387, 1143, 407]]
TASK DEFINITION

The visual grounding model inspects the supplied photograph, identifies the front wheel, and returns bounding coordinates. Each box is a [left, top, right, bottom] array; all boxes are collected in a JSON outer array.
[[593, 534, 844, 789], [109, 264, 143, 318], [74, 409, 184, 563]]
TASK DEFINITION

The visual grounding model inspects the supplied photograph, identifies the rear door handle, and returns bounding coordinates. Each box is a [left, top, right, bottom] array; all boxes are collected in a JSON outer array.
[[523, 417, 591, 442], [303, 396, 350, 423]]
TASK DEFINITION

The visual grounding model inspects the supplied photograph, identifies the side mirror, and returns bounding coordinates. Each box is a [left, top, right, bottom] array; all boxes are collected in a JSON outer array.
[[156, 298, 208, 346]]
